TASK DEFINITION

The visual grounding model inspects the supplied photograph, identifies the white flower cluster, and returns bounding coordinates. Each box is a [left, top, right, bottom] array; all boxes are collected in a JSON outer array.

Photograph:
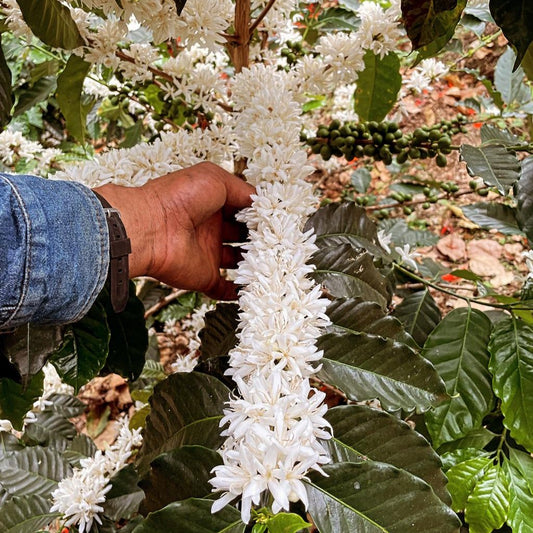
[[23, 363, 76, 425], [403, 58, 449, 94], [251, 0, 298, 36], [0, 129, 62, 175], [170, 302, 214, 373], [210, 65, 331, 523], [54, 124, 236, 187], [50, 416, 143, 533], [72, 0, 181, 44], [159, 45, 230, 114], [295, 1, 402, 95], [173, 0, 233, 51]]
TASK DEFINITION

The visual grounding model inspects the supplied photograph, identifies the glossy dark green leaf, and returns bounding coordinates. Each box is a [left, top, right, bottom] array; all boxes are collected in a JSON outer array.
[[317, 331, 447, 411], [440, 448, 491, 472], [354, 51, 401, 122], [199, 303, 239, 361], [505, 459, 533, 532], [493, 46, 531, 104], [100, 282, 148, 382], [515, 156, 533, 244], [461, 203, 522, 235], [522, 43, 533, 82], [402, 0, 467, 51], [304, 200, 387, 259], [0, 35, 13, 129], [490, 0, 533, 67], [325, 405, 450, 504], [460, 143, 521, 195], [0, 446, 71, 499], [56, 54, 92, 141], [154, 292, 201, 323], [423, 308, 494, 448], [393, 290, 441, 347], [326, 297, 417, 348], [140, 445, 222, 513], [103, 465, 144, 521], [29, 59, 60, 83], [306, 462, 460, 533], [489, 317, 533, 452], [14, 76, 56, 117], [0, 433, 23, 460], [63, 434, 97, 467], [508, 447, 533, 494], [317, 6, 360, 32], [132, 499, 244, 533], [378, 218, 438, 247], [15, 0, 83, 49], [351, 168, 371, 193], [437, 428, 497, 455], [446, 455, 493, 511], [0, 494, 60, 533], [51, 300, 109, 393], [0, 325, 62, 386], [464, 462, 509, 533], [136, 372, 229, 475], [0, 372, 44, 430], [480, 124, 525, 146], [43, 393, 85, 418], [311, 245, 390, 308], [22, 410, 76, 451]]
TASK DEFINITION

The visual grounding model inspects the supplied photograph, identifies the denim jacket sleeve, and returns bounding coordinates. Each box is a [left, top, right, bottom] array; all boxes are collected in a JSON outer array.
[[0, 173, 109, 330]]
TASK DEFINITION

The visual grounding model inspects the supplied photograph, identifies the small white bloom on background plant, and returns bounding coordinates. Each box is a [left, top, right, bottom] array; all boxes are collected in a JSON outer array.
[[403, 70, 432, 94], [377, 230, 392, 254], [0, 419, 14, 433], [357, 0, 403, 58], [50, 416, 142, 531], [522, 250, 533, 279], [395, 244, 421, 271]]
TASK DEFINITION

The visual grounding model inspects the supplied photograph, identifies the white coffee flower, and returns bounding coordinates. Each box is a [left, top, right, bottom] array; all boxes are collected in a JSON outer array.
[[395, 244, 421, 271], [522, 250, 533, 279], [0, 419, 14, 433]]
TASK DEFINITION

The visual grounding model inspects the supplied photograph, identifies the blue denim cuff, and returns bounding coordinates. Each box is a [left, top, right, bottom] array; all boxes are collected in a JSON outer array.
[[0, 174, 109, 329]]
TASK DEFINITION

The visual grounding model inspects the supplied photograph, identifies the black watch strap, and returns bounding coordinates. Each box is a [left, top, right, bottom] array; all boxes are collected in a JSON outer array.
[[93, 191, 131, 313]]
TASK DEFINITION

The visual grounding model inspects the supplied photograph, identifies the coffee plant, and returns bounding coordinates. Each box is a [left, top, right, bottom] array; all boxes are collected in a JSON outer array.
[[0, 1, 533, 532]]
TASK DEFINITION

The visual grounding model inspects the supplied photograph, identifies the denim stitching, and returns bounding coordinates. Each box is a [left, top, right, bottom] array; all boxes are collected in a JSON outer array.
[[0, 175, 31, 328], [69, 182, 109, 322]]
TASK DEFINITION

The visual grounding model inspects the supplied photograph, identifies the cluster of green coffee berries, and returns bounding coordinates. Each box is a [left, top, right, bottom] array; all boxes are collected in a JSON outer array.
[[305, 115, 468, 167], [280, 40, 307, 65]]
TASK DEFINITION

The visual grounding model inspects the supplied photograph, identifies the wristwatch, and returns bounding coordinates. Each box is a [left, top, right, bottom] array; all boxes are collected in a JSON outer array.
[[93, 191, 131, 313]]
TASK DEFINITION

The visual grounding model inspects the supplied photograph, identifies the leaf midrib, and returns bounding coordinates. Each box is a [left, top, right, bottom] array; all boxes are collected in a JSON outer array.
[[307, 479, 388, 532], [323, 349, 436, 401], [511, 317, 533, 435]]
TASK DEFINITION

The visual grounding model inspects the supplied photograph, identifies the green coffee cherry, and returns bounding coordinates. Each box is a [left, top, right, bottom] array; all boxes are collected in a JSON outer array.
[[436, 154, 447, 167]]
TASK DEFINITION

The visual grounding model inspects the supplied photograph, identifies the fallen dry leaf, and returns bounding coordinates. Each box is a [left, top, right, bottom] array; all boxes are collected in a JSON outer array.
[[491, 270, 515, 288], [437, 234, 467, 261], [469, 252, 506, 277], [467, 239, 503, 259]]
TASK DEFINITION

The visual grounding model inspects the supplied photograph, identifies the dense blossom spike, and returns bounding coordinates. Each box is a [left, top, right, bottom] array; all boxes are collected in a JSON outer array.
[[209, 64, 332, 524]]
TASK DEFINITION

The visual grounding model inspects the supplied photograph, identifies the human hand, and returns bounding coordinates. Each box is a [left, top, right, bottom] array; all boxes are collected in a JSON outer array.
[[93, 162, 254, 300]]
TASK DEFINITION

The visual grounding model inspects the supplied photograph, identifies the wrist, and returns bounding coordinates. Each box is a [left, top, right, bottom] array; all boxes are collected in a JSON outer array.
[[92, 183, 159, 279]]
